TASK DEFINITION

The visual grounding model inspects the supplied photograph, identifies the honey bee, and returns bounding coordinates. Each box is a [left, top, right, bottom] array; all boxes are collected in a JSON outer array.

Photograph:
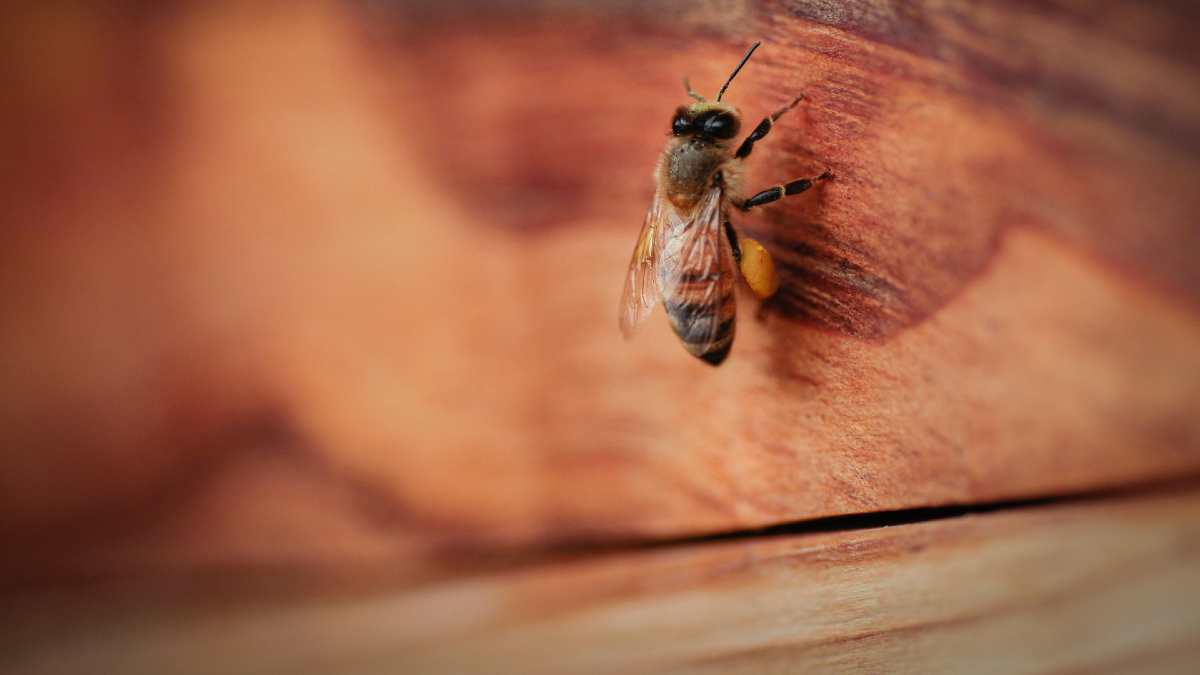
[[619, 42, 831, 365]]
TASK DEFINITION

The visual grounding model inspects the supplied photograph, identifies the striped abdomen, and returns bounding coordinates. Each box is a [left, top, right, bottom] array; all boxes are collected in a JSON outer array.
[[657, 205, 737, 366]]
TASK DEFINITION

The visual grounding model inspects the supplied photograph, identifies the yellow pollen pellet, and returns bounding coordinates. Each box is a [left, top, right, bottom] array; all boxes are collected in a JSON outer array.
[[738, 238, 779, 299]]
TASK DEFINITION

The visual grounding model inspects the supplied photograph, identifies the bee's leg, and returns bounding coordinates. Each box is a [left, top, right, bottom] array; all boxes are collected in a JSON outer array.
[[738, 238, 779, 299], [735, 93, 804, 160], [723, 219, 742, 263], [739, 170, 833, 211], [724, 219, 777, 298]]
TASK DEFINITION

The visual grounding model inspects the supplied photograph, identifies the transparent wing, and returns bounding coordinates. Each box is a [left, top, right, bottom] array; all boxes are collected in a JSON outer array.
[[658, 186, 731, 355], [619, 191, 668, 340]]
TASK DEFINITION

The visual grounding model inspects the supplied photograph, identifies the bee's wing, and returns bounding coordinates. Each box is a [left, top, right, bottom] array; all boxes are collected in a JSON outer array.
[[658, 186, 730, 355], [619, 190, 669, 340]]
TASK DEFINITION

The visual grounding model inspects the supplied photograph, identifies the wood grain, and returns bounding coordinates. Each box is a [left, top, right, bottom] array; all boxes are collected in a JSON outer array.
[[4, 487, 1199, 674], [0, 0, 1199, 585]]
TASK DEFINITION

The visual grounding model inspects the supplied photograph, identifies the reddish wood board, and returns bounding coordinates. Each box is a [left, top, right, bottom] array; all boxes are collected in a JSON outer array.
[[0, 0, 1198, 584]]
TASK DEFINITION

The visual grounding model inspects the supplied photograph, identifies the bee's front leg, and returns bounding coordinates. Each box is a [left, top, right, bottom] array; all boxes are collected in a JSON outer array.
[[735, 93, 805, 160]]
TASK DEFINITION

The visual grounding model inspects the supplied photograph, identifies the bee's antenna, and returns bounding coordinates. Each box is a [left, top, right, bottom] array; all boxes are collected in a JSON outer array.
[[716, 41, 761, 102], [682, 75, 705, 101]]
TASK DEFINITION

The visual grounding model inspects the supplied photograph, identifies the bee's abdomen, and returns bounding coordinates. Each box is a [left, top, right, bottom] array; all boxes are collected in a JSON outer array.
[[655, 180, 738, 365], [663, 280, 737, 366]]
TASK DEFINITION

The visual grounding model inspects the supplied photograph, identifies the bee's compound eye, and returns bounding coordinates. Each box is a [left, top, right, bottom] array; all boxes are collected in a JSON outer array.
[[672, 115, 692, 135], [702, 113, 738, 139]]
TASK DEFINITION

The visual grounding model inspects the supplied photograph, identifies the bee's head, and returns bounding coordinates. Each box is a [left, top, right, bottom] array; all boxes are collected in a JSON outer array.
[[672, 41, 759, 141], [671, 101, 741, 140]]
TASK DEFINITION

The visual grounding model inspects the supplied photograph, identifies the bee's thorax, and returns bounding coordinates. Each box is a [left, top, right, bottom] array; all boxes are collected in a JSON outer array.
[[658, 138, 742, 211]]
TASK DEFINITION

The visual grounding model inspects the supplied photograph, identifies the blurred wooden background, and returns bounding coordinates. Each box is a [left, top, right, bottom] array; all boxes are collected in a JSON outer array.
[[1, 0, 1198, 672]]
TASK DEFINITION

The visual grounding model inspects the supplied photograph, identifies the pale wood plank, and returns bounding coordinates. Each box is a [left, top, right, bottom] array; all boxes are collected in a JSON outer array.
[[4, 488, 1199, 674]]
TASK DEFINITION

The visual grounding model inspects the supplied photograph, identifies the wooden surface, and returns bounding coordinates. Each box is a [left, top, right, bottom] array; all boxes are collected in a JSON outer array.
[[4, 486, 1200, 674], [3, 2, 1200, 671], [2, 0, 1200, 588]]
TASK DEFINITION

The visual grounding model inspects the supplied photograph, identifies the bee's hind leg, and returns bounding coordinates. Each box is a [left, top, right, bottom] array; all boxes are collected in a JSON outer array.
[[737, 237, 779, 299], [723, 219, 742, 263], [726, 219, 779, 299], [739, 170, 833, 211]]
